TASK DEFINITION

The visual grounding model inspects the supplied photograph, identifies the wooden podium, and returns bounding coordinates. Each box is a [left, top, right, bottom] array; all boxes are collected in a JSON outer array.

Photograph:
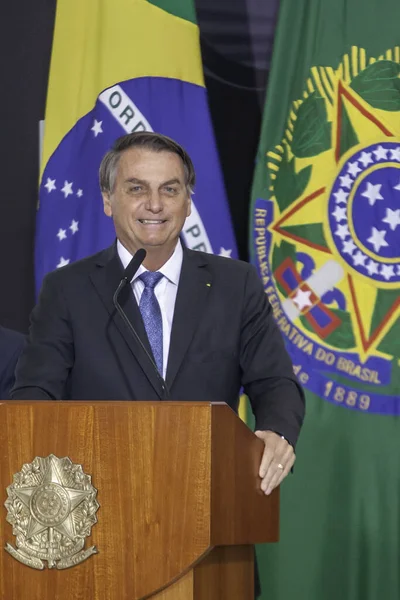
[[0, 401, 279, 599]]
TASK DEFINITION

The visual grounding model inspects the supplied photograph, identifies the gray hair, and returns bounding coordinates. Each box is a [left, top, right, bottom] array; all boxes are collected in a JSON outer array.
[[99, 131, 196, 196]]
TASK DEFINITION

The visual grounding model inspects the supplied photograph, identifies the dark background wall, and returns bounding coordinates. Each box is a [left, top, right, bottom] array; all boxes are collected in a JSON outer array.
[[0, 0, 57, 332], [0, 0, 279, 333]]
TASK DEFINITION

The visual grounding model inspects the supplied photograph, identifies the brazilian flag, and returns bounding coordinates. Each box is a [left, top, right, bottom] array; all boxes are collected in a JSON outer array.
[[250, 1, 400, 599], [36, 0, 237, 291]]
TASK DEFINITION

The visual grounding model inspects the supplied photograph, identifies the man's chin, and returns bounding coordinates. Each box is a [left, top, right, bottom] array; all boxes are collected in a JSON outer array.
[[139, 237, 175, 250]]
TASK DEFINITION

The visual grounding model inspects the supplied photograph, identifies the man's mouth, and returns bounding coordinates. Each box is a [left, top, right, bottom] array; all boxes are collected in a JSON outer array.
[[138, 219, 167, 224]]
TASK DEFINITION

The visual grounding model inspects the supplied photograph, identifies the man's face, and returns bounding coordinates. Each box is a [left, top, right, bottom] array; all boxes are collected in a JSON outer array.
[[102, 147, 191, 255]]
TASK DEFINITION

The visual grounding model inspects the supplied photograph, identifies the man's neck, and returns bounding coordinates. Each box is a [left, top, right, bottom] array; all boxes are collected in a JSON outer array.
[[143, 248, 175, 271], [119, 239, 178, 272]]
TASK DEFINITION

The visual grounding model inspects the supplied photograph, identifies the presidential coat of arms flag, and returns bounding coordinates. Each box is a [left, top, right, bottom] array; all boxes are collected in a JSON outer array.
[[35, 0, 237, 293], [250, 1, 400, 599]]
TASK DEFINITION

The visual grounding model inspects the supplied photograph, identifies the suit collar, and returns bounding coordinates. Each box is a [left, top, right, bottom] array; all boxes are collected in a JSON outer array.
[[157, 241, 183, 285], [90, 243, 213, 395], [94, 242, 118, 267], [90, 243, 164, 398], [166, 248, 212, 388], [116, 239, 184, 286]]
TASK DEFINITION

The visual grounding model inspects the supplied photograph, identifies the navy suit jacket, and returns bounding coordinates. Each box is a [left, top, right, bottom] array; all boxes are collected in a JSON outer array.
[[0, 326, 25, 399], [12, 244, 305, 445]]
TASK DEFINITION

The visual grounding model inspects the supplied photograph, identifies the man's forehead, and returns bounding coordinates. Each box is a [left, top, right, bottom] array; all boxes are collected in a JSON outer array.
[[119, 147, 184, 171]]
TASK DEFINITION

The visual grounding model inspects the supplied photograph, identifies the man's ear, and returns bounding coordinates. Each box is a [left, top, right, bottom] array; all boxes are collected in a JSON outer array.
[[186, 196, 192, 217], [102, 192, 112, 217]]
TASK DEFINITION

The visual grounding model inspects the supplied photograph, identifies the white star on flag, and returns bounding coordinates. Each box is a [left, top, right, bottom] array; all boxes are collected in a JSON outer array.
[[69, 220, 79, 234], [382, 208, 400, 231], [342, 239, 356, 255], [393, 178, 400, 192], [366, 260, 379, 276], [339, 174, 353, 189], [361, 182, 384, 206], [389, 147, 400, 162], [347, 161, 361, 177], [352, 251, 367, 266], [219, 247, 232, 258], [397, 265, 400, 276], [331, 206, 347, 222], [373, 145, 388, 161], [61, 181, 73, 198], [335, 223, 350, 240], [77, 189, 83, 197], [359, 151, 373, 168], [333, 189, 349, 204], [381, 264, 394, 281], [292, 288, 313, 311], [91, 119, 103, 137], [57, 257, 70, 268], [367, 227, 389, 253], [44, 177, 56, 193], [57, 228, 67, 241]]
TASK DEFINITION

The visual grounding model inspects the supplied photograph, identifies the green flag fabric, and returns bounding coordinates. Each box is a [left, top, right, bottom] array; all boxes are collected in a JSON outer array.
[[250, 2, 400, 599]]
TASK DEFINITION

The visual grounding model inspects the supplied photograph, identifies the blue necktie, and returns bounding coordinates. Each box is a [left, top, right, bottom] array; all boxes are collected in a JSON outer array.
[[138, 271, 164, 375]]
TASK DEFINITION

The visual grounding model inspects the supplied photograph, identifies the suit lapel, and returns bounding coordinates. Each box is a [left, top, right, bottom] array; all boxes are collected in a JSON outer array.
[[166, 249, 212, 389], [89, 244, 163, 398]]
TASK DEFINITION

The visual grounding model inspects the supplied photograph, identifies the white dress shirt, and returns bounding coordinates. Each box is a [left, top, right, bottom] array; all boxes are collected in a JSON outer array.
[[117, 240, 183, 379]]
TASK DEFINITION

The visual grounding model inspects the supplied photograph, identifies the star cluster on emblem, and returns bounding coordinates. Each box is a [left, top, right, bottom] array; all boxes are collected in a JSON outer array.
[[329, 142, 400, 283]]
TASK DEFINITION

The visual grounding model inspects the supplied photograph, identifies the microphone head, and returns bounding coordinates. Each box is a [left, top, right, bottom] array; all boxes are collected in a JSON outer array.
[[123, 248, 147, 283]]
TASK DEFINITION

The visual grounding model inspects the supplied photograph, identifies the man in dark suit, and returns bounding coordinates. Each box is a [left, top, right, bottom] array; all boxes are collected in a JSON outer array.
[[12, 131, 304, 497], [0, 326, 25, 399]]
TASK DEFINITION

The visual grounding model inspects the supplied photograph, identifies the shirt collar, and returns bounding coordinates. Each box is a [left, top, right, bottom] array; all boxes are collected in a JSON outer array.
[[117, 239, 183, 286]]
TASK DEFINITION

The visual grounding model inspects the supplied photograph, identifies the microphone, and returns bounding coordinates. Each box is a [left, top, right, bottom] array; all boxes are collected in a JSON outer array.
[[112, 248, 170, 400]]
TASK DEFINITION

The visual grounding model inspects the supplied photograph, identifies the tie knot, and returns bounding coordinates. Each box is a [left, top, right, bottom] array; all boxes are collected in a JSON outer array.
[[139, 271, 163, 289]]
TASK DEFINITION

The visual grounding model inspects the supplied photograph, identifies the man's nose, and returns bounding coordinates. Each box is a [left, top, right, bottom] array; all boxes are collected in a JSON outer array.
[[145, 192, 163, 213]]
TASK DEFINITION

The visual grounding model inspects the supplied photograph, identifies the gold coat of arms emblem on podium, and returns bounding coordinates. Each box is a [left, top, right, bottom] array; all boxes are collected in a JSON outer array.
[[4, 454, 99, 570]]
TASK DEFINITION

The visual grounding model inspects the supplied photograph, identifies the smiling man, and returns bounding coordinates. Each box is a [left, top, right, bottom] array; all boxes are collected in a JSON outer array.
[[100, 137, 192, 273], [12, 132, 304, 496]]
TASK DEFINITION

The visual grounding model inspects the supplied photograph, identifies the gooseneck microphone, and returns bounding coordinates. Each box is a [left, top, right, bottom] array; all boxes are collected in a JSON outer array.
[[112, 248, 170, 400], [113, 248, 147, 301]]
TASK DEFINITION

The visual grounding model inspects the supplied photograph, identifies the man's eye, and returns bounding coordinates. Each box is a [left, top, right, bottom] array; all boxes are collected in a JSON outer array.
[[129, 186, 142, 192], [165, 187, 177, 194]]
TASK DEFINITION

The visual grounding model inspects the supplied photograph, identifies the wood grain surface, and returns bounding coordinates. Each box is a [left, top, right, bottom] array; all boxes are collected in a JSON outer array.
[[0, 401, 278, 600], [151, 571, 194, 599], [194, 546, 254, 599], [151, 546, 254, 600], [211, 403, 279, 545]]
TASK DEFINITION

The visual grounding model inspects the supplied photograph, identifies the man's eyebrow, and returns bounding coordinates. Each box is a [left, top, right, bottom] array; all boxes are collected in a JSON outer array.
[[123, 178, 182, 186], [159, 178, 182, 187], [124, 177, 149, 185]]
